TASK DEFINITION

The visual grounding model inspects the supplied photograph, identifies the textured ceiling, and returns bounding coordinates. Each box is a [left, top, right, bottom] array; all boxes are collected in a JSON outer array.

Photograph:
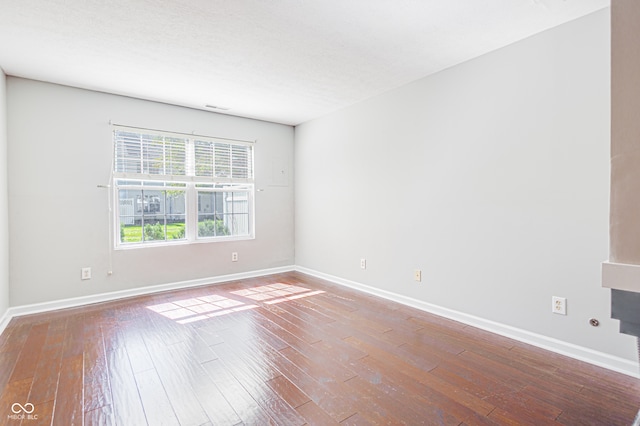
[[0, 0, 609, 125]]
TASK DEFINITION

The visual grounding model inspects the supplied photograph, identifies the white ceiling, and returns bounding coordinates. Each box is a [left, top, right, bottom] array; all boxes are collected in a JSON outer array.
[[0, 0, 609, 126]]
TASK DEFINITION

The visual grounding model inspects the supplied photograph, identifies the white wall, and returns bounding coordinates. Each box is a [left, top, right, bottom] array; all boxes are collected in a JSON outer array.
[[7, 78, 294, 306], [0, 69, 8, 319], [296, 9, 638, 362]]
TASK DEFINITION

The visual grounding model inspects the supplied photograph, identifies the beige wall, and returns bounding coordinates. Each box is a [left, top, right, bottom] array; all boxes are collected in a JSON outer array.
[[610, 0, 640, 264], [7, 78, 295, 306], [296, 9, 639, 364]]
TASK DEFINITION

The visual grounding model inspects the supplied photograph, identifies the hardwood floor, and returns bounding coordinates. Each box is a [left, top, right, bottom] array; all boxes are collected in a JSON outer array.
[[1, 271, 639, 425]]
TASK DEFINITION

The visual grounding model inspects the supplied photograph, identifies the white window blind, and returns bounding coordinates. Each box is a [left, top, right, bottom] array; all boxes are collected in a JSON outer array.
[[193, 140, 253, 180], [114, 131, 187, 177], [114, 129, 253, 183]]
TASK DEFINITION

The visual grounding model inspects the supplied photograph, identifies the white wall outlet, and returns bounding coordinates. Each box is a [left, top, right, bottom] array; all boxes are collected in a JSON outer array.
[[360, 258, 366, 269], [552, 296, 566, 315], [414, 269, 422, 282], [81, 267, 92, 280], [232, 252, 238, 262]]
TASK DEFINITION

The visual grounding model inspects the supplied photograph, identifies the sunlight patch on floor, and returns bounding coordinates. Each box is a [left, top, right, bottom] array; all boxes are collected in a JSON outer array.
[[146, 283, 324, 324], [230, 283, 324, 305]]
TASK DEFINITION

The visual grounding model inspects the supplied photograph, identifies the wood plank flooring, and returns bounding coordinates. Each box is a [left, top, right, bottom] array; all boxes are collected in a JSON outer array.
[[1, 271, 639, 425]]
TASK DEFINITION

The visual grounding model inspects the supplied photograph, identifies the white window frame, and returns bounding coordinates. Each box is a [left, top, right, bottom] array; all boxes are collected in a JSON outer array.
[[112, 126, 255, 249]]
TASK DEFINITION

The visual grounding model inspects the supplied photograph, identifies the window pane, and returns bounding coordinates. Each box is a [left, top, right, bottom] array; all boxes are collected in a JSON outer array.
[[118, 189, 142, 243], [142, 135, 165, 175], [194, 140, 214, 177], [118, 188, 186, 244], [198, 216, 229, 237], [214, 143, 231, 178], [166, 190, 186, 240], [114, 131, 142, 173], [197, 191, 227, 237], [194, 141, 251, 180], [114, 130, 186, 177], [117, 179, 142, 186], [140, 190, 163, 215], [141, 190, 164, 242], [165, 137, 186, 175], [224, 191, 250, 236], [231, 144, 251, 179], [167, 182, 186, 188]]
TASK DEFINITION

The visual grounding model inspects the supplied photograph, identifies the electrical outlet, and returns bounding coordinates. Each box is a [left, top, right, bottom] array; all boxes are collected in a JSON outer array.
[[414, 269, 422, 282], [81, 267, 92, 280], [552, 296, 566, 315], [232, 252, 238, 262], [360, 259, 366, 269]]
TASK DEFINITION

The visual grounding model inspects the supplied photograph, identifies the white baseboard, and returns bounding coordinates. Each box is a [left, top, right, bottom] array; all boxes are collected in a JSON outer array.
[[295, 266, 640, 379], [2, 264, 638, 378], [0, 307, 11, 337], [0, 265, 295, 335]]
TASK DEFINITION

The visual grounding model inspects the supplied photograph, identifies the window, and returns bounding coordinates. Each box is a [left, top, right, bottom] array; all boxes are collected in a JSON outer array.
[[113, 128, 254, 248]]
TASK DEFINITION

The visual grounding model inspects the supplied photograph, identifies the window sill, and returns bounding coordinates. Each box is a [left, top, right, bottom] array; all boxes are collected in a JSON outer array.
[[114, 235, 255, 250]]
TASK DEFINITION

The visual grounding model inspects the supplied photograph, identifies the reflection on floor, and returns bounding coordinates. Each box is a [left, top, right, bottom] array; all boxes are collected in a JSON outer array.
[[147, 283, 325, 324], [3, 272, 640, 425]]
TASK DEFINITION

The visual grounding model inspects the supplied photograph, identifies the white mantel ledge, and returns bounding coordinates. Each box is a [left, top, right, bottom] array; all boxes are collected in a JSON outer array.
[[602, 261, 640, 293]]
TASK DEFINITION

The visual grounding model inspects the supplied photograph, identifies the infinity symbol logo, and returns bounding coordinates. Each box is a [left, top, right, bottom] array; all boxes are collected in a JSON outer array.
[[11, 402, 35, 414]]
